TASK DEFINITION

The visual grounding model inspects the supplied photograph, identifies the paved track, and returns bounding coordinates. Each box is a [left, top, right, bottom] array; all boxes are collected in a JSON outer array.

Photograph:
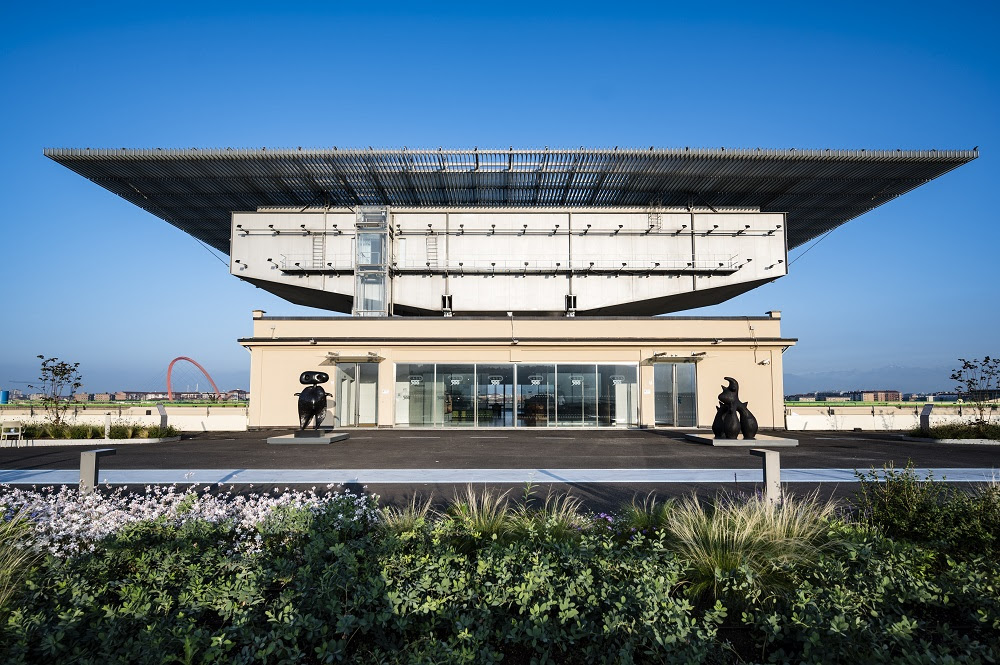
[[1, 430, 996, 510]]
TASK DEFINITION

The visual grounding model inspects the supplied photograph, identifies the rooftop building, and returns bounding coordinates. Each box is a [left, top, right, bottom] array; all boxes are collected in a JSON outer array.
[[47, 146, 976, 429]]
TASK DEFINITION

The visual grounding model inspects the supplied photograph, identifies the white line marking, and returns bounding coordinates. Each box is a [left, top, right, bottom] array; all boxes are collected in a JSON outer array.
[[399, 436, 440, 439], [471, 436, 508, 439], [0, 468, 996, 485]]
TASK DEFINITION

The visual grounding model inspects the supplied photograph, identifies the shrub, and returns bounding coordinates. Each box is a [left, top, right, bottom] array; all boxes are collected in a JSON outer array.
[[743, 524, 1000, 663], [509, 489, 590, 542], [444, 485, 513, 542], [852, 462, 1000, 556], [665, 492, 835, 607], [619, 492, 674, 534], [911, 421, 1000, 440], [144, 424, 179, 438], [68, 424, 92, 439], [379, 493, 433, 536]]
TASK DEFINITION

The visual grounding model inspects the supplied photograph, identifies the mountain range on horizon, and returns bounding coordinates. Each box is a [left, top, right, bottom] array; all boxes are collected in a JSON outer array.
[[783, 364, 955, 396]]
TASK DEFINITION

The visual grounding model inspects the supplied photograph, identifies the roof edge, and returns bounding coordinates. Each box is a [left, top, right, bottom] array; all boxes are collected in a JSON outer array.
[[43, 146, 980, 161]]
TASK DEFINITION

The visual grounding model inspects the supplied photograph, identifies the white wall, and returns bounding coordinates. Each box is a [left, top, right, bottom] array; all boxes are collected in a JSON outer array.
[[230, 208, 786, 315]]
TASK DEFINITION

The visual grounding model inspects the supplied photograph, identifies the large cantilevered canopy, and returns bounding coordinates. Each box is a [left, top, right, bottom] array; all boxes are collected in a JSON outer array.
[[45, 146, 977, 253]]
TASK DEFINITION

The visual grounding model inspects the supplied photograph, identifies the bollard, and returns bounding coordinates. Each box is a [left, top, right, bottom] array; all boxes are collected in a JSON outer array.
[[749, 448, 781, 505], [104, 413, 112, 439], [156, 403, 168, 429], [80, 448, 116, 493], [919, 404, 933, 434]]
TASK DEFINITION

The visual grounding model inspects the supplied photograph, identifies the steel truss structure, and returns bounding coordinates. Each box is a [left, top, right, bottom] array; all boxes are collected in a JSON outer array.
[[45, 146, 977, 253]]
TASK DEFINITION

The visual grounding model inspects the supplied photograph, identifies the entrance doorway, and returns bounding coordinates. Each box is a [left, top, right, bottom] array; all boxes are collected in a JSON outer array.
[[653, 362, 698, 427], [332, 362, 379, 427]]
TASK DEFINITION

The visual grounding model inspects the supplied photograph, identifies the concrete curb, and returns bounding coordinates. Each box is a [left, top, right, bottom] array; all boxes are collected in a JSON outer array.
[[4, 436, 182, 448]]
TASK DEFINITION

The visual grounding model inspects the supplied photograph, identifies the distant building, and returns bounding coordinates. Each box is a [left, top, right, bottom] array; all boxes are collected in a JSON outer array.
[[115, 391, 128, 401], [28, 393, 46, 401], [93, 393, 115, 402], [934, 393, 959, 402], [857, 390, 902, 402], [72, 392, 91, 402]]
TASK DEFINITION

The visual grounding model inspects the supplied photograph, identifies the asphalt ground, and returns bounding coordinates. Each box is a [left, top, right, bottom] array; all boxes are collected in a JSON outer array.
[[1, 429, 997, 511]]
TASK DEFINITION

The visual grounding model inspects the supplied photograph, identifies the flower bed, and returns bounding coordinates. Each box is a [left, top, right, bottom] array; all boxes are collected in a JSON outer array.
[[0, 476, 998, 663]]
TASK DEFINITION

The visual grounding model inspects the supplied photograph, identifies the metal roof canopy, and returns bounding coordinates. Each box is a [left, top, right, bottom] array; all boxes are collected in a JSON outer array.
[[44, 147, 977, 253]]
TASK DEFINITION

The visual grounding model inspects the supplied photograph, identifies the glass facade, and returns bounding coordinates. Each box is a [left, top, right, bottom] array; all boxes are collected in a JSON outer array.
[[516, 364, 557, 427], [394, 363, 435, 426], [653, 362, 698, 427], [476, 364, 515, 427], [436, 364, 476, 427], [597, 364, 639, 427], [395, 363, 640, 427]]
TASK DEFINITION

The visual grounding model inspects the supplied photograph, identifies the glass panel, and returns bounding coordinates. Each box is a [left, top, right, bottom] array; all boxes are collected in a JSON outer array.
[[394, 363, 435, 426], [597, 365, 638, 427], [516, 364, 556, 427], [435, 364, 476, 427], [357, 233, 385, 266], [675, 362, 698, 427], [355, 273, 386, 315], [476, 364, 515, 427], [654, 363, 675, 426], [357, 363, 378, 426], [334, 364, 356, 427], [556, 364, 597, 427]]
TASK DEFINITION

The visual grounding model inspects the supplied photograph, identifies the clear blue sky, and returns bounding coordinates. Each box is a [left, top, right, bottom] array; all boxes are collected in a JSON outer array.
[[1, 1, 996, 394]]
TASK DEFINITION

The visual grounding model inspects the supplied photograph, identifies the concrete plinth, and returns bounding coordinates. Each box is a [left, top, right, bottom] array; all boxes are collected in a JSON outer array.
[[267, 431, 350, 445], [685, 432, 798, 447]]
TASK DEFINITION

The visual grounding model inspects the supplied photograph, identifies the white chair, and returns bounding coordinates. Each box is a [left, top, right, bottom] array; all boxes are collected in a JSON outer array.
[[1, 421, 24, 447]]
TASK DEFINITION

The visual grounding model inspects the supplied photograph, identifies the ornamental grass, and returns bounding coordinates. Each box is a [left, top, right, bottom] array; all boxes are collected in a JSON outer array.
[[665, 492, 836, 606]]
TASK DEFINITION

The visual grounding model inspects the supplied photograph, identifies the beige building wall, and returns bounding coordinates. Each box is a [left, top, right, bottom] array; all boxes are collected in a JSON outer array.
[[241, 312, 793, 430]]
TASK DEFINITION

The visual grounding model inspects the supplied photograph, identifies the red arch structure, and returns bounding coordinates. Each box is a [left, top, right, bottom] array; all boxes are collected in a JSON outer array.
[[166, 356, 222, 401]]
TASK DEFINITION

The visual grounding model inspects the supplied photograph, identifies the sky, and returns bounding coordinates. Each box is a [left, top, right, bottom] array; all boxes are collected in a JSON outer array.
[[0, 1, 997, 394]]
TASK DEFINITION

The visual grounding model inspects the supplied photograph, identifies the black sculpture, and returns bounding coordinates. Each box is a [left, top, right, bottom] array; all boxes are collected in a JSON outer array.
[[295, 371, 329, 430], [711, 376, 758, 440]]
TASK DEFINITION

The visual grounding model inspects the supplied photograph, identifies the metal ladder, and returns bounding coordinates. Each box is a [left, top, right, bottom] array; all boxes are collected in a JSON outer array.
[[425, 234, 439, 268], [311, 235, 325, 269]]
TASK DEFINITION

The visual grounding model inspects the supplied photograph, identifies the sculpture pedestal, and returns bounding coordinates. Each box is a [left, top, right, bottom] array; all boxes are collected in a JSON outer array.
[[685, 432, 798, 447], [267, 430, 350, 445]]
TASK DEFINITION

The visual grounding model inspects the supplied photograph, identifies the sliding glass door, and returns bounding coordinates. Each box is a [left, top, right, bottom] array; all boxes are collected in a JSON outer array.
[[654, 362, 698, 427]]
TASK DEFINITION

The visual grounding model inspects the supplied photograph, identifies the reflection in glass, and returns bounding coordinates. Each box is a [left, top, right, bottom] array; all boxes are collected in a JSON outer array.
[[675, 362, 697, 427], [597, 365, 638, 426], [394, 363, 435, 426], [435, 364, 475, 427], [357, 363, 378, 426], [556, 364, 597, 426], [333, 364, 356, 428], [476, 364, 515, 427], [654, 362, 698, 426], [654, 364, 675, 426], [516, 364, 556, 427]]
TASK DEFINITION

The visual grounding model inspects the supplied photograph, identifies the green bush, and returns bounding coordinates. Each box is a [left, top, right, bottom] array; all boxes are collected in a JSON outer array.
[[2, 488, 999, 663], [852, 463, 1000, 556], [743, 524, 1000, 663], [911, 421, 1000, 440]]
